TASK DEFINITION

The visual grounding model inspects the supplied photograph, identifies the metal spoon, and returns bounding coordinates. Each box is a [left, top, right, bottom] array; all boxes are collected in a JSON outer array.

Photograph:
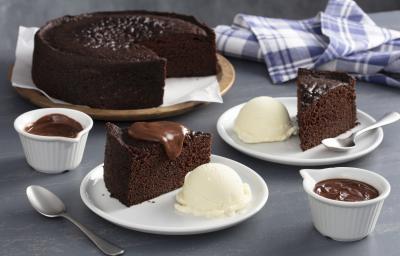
[[26, 185, 124, 256], [322, 112, 400, 152]]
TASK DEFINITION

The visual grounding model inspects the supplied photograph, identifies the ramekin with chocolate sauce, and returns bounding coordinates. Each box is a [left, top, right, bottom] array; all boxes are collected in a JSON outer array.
[[300, 167, 390, 242], [14, 108, 93, 173]]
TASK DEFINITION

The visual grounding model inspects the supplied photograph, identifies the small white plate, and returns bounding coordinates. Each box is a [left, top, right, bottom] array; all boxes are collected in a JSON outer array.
[[217, 97, 383, 166], [80, 155, 268, 235]]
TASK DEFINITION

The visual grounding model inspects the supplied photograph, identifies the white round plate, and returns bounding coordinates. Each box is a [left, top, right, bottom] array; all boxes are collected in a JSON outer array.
[[217, 97, 383, 166], [80, 155, 268, 235]]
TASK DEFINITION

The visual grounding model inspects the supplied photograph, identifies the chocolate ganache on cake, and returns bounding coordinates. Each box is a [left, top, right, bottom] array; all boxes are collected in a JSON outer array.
[[32, 11, 217, 109], [128, 121, 188, 160]]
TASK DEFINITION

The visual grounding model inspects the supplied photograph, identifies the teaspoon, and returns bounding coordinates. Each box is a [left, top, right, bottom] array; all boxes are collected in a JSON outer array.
[[26, 185, 124, 255], [322, 112, 400, 152]]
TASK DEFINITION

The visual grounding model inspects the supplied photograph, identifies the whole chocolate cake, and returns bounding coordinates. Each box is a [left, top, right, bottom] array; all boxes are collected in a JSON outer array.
[[104, 121, 211, 206], [32, 11, 217, 109], [297, 68, 357, 151]]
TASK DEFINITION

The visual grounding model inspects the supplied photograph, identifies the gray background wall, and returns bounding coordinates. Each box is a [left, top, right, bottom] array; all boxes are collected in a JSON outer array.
[[1, 0, 400, 56]]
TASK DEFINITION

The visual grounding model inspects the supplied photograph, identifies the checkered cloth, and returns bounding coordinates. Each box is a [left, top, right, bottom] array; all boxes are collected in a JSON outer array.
[[215, 0, 400, 87]]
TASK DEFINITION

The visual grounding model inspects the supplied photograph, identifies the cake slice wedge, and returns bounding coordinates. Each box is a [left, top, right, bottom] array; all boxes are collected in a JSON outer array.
[[297, 68, 357, 151], [103, 122, 211, 206]]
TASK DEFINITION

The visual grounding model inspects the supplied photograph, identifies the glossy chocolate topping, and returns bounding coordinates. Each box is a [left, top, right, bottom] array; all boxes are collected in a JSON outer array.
[[314, 179, 379, 202], [300, 79, 347, 106], [25, 114, 83, 138], [298, 69, 354, 107], [41, 12, 206, 61], [128, 121, 189, 160]]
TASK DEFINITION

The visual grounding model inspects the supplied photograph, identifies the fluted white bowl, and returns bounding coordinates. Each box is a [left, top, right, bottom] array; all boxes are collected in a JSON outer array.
[[300, 167, 390, 242], [14, 108, 93, 174]]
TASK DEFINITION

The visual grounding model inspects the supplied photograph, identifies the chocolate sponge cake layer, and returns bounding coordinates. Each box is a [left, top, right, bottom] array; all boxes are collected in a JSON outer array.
[[32, 11, 217, 109], [297, 69, 357, 151], [103, 122, 211, 206], [32, 44, 165, 109]]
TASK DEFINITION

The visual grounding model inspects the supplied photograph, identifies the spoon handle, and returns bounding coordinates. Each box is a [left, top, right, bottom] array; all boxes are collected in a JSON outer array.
[[61, 213, 124, 256], [355, 112, 400, 139]]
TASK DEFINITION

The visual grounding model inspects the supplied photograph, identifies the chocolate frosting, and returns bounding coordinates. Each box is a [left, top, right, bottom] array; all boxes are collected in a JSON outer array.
[[314, 179, 379, 202], [25, 113, 83, 138], [300, 79, 348, 107], [128, 121, 189, 160], [42, 12, 206, 61], [298, 68, 355, 107]]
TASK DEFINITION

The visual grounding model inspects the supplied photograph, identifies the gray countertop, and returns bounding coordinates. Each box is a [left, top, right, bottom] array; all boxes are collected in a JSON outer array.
[[1, 10, 400, 256]]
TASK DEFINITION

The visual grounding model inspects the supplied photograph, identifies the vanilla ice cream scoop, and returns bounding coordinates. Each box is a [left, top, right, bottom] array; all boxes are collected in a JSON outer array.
[[175, 163, 251, 218], [234, 96, 296, 143]]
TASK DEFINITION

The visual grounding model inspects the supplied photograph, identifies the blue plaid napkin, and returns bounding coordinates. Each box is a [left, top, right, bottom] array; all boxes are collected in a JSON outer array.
[[215, 0, 400, 87]]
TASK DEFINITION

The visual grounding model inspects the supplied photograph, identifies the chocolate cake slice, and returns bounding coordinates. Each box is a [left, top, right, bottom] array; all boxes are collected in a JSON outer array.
[[297, 68, 357, 151], [104, 122, 211, 206]]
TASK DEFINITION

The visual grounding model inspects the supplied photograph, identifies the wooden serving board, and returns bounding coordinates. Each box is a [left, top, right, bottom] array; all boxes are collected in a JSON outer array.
[[11, 54, 235, 121]]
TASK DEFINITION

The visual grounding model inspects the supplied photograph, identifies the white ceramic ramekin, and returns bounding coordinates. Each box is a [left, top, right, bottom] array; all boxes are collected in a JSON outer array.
[[14, 108, 93, 174], [300, 167, 390, 242]]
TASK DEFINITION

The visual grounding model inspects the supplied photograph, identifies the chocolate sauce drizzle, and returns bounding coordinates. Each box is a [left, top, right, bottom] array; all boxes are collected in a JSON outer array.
[[128, 121, 189, 160], [300, 79, 347, 107]]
